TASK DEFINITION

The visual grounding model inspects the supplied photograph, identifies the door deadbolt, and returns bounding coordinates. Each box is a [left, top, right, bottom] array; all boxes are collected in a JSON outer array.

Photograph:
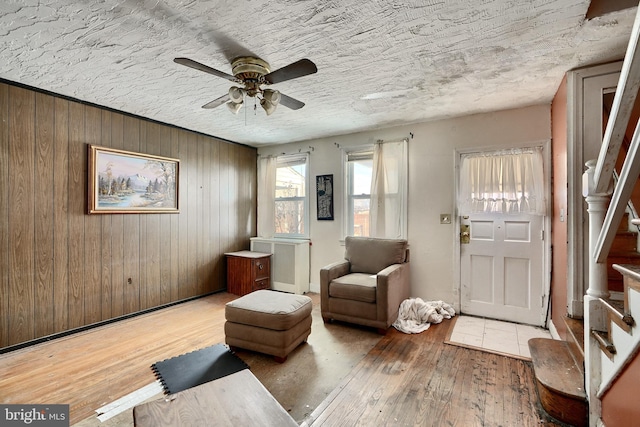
[[460, 224, 470, 244]]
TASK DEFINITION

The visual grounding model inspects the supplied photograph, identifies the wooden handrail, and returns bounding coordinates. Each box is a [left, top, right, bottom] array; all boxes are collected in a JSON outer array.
[[595, 120, 640, 263], [592, 8, 640, 264], [594, 8, 640, 194]]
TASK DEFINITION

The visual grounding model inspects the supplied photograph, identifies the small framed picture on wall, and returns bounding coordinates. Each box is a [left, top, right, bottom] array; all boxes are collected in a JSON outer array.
[[316, 174, 334, 220]]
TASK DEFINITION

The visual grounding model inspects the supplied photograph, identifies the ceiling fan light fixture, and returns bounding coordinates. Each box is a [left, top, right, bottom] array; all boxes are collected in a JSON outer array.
[[226, 101, 243, 114], [228, 86, 246, 103], [263, 89, 281, 105], [260, 89, 281, 115], [261, 99, 277, 115]]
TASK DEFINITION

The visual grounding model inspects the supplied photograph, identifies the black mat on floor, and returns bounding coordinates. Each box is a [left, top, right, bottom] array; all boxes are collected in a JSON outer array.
[[151, 343, 249, 395]]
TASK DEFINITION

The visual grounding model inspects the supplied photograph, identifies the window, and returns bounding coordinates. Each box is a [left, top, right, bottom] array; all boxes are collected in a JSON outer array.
[[345, 150, 373, 237], [344, 139, 408, 239], [458, 147, 545, 215], [275, 154, 309, 237]]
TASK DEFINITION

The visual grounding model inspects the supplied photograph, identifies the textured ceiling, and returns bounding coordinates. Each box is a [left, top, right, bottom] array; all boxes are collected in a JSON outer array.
[[0, 1, 637, 147]]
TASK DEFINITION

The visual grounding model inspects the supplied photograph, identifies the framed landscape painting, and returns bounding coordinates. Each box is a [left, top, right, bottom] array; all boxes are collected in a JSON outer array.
[[88, 145, 179, 214]]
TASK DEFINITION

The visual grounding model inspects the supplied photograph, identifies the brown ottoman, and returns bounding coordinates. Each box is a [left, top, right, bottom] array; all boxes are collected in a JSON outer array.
[[225, 290, 312, 363]]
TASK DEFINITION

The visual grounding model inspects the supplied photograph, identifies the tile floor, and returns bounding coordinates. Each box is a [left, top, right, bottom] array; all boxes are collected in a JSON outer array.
[[447, 315, 552, 359]]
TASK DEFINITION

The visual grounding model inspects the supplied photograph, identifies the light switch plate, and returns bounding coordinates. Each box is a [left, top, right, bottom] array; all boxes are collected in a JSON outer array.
[[440, 214, 451, 224]]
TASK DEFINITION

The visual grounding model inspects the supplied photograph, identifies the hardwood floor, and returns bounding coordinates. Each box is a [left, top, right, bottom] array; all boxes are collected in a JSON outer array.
[[0, 292, 561, 426], [306, 322, 561, 426], [0, 292, 236, 425]]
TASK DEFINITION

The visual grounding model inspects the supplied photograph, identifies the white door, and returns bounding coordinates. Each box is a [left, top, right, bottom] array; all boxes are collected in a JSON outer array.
[[460, 212, 545, 326]]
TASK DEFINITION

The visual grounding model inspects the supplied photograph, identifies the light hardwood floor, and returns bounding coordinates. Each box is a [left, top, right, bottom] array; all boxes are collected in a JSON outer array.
[[0, 292, 561, 426], [0, 292, 236, 425]]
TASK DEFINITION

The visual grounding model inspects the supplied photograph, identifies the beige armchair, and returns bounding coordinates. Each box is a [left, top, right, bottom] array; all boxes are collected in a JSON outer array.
[[320, 236, 410, 334]]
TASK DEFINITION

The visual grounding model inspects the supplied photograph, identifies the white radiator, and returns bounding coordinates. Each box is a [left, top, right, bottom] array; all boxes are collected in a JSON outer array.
[[250, 237, 310, 294]]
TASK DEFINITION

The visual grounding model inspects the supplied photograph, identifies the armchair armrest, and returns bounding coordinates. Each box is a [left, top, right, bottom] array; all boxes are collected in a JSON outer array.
[[376, 262, 411, 325], [320, 260, 350, 283], [320, 260, 350, 306]]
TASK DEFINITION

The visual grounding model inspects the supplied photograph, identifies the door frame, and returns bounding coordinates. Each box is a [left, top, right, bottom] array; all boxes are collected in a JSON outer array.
[[567, 61, 623, 318], [454, 140, 552, 326]]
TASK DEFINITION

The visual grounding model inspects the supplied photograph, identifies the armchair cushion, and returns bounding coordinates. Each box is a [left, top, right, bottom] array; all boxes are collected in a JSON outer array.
[[329, 273, 376, 303], [345, 236, 408, 274]]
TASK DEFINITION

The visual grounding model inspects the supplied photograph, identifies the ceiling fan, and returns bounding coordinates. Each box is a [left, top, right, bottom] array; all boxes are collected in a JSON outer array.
[[174, 56, 318, 116]]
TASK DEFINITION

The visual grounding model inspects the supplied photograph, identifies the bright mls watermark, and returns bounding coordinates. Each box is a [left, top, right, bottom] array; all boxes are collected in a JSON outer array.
[[0, 405, 69, 426]]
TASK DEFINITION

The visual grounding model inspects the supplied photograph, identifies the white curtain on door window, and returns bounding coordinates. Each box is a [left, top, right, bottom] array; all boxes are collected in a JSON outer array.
[[458, 147, 545, 215], [370, 139, 408, 238], [257, 156, 276, 237]]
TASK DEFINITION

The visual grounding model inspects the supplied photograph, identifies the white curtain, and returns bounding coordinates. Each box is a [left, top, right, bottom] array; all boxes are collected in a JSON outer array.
[[257, 156, 276, 237], [370, 139, 408, 238], [458, 147, 545, 215]]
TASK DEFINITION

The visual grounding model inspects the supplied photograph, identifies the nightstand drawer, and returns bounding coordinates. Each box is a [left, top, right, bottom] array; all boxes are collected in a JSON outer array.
[[253, 258, 270, 280], [253, 278, 270, 291]]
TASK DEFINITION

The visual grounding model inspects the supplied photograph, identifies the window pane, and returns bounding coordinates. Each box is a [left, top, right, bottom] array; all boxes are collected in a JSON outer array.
[[347, 155, 372, 237], [276, 164, 306, 198], [350, 159, 372, 195], [275, 156, 307, 236], [353, 198, 370, 236], [275, 199, 305, 234]]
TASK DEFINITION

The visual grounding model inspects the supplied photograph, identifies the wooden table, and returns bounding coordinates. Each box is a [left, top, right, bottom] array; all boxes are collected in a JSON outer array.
[[133, 369, 297, 426]]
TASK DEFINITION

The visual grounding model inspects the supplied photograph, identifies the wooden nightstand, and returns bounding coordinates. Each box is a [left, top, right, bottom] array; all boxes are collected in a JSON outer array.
[[225, 251, 271, 296]]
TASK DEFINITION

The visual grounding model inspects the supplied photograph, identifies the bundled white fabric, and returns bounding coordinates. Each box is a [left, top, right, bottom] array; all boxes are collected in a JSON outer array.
[[392, 298, 456, 334]]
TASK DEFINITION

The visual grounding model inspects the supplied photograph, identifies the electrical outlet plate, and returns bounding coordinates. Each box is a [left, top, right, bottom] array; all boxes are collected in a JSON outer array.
[[440, 214, 451, 224]]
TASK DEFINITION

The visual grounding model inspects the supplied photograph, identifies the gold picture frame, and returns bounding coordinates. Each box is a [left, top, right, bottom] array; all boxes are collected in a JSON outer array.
[[88, 145, 179, 214]]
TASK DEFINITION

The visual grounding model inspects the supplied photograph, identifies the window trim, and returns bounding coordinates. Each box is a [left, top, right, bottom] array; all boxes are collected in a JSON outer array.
[[274, 153, 310, 239]]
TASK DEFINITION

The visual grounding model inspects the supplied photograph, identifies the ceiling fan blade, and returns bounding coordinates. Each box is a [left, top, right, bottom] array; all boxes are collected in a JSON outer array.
[[202, 94, 230, 109], [264, 59, 317, 85], [278, 93, 305, 110], [174, 57, 237, 82]]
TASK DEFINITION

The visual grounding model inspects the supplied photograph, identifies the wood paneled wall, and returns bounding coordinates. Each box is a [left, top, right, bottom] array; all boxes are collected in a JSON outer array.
[[0, 82, 257, 349]]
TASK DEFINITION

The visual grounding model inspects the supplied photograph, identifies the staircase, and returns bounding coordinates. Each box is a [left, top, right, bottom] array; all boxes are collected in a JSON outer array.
[[528, 216, 640, 426], [529, 269, 640, 426], [552, 6, 640, 425], [593, 264, 640, 400], [606, 212, 640, 293]]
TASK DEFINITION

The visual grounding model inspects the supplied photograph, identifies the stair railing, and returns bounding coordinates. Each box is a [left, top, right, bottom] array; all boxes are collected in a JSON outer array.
[[589, 9, 640, 274], [612, 169, 640, 233], [582, 5, 640, 426]]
